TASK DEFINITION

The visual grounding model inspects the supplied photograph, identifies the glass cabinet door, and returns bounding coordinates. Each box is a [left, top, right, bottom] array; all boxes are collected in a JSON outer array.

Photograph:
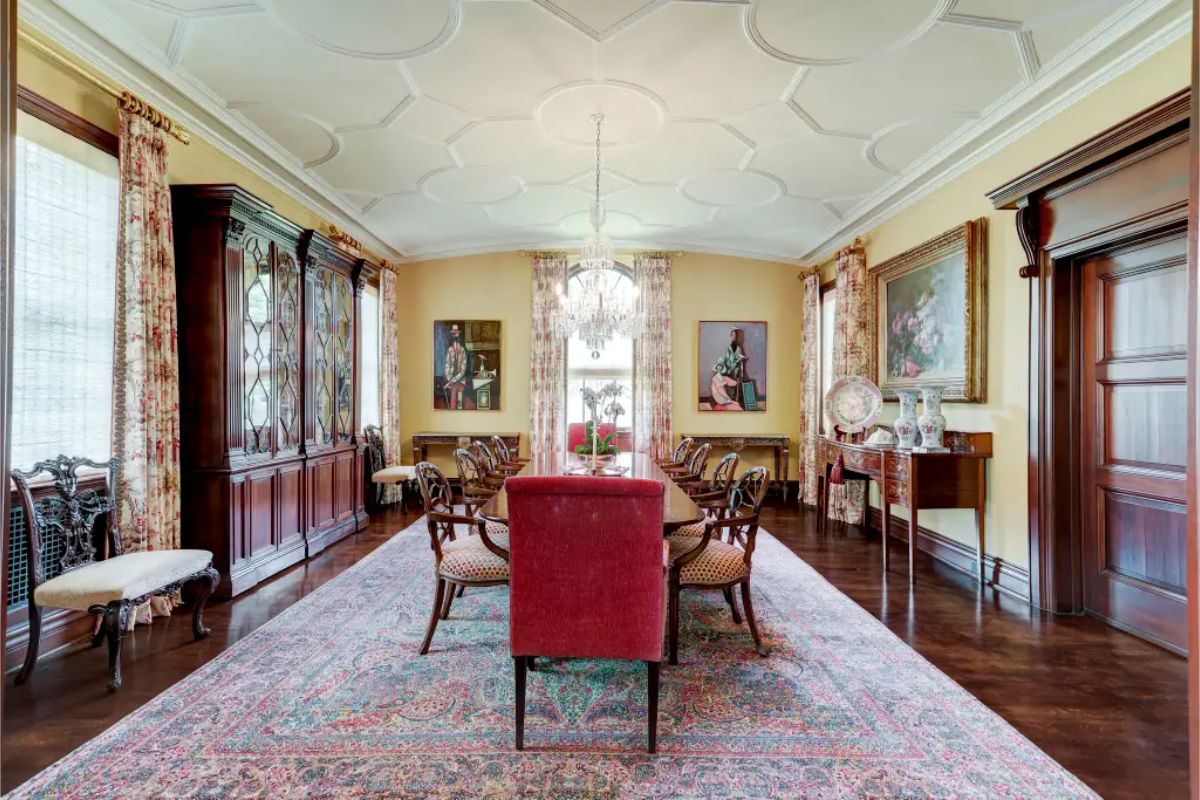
[[334, 274, 354, 443], [275, 250, 301, 451], [242, 236, 273, 455], [313, 269, 336, 446]]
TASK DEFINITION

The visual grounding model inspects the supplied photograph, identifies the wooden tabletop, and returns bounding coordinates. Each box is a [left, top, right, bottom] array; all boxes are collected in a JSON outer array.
[[477, 452, 704, 530]]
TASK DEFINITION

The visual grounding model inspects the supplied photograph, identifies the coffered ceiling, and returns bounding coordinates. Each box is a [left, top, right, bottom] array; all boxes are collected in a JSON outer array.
[[22, 0, 1189, 262]]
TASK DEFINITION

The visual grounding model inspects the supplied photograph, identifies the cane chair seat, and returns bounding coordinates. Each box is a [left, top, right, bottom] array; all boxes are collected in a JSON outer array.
[[439, 537, 510, 583]]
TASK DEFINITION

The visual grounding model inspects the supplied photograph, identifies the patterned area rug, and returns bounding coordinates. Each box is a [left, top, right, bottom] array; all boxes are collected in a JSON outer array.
[[12, 519, 1097, 799]]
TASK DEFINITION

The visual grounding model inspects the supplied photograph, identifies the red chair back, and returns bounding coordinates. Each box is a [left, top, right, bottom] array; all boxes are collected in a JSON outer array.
[[566, 422, 617, 452], [507, 476, 665, 662]]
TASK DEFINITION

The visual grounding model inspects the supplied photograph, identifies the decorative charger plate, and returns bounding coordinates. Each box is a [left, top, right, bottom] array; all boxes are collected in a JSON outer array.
[[825, 376, 883, 434]]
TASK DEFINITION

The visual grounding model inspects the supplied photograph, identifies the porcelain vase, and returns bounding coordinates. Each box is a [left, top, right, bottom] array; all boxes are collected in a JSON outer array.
[[894, 390, 921, 449], [918, 386, 947, 450]]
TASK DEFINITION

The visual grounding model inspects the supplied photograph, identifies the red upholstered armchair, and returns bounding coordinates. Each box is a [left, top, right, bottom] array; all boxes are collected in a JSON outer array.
[[506, 475, 666, 753]]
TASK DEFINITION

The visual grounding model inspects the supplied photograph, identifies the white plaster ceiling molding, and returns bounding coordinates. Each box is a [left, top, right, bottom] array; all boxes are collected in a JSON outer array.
[[405, 1, 594, 118], [533, 0, 668, 41], [747, 0, 953, 65], [535, 82, 666, 147], [267, 0, 459, 59], [604, 1, 797, 119], [28, 0, 1190, 263]]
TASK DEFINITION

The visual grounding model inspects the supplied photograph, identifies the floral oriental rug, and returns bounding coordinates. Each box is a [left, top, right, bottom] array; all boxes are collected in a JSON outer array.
[[9, 518, 1098, 799]]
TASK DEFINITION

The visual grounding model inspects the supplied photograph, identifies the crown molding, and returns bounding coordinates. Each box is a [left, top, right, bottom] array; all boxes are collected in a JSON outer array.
[[800, 0, 1189, 262], [404, 237, 802, 265], [17, 0, 406, 261]]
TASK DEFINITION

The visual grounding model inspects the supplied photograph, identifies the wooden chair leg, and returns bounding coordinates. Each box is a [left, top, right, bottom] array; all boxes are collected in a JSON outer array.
[[104, 601, 129, 692], [647, 660, 660, 754], [192, 566, 220, 640], [722, 587, 742, 625], [15, 602, 42, 685], [419, 578, 446, 655], [90, 609, 105, 649], [456, 585, 465, 598], [739, 581, 769, 657], [514, 655, 527, 751], [440, 582, 456, 620], [668, 571, 681, 666], [527, 656, 537, 672]]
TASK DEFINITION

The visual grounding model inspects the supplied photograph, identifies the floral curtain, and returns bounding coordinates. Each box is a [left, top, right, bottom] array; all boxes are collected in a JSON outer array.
[[828, 243, 874, 524], [529, 255, 567, 457], [633, 254, 672, 460], [112, 110, 181, 626], [379, 265, 403, 502], [798, 269, 820, 507]]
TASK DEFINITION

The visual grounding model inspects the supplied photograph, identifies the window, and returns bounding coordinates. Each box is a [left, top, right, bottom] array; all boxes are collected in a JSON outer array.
[[359, 283, 381, 430], [819, 284, 836, 435], [564, 265, 635, 436], [11, 107, 119, 470]]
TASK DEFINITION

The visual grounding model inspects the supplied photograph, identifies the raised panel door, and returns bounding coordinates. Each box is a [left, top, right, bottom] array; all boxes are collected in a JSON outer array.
[[334, 450, 354, 522], [1080, 234, 1188, 652], [245, 470, 276, 559]]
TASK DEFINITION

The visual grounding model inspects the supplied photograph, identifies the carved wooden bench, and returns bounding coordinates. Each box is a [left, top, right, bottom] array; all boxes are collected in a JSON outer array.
[[11, 456, 220, 691]]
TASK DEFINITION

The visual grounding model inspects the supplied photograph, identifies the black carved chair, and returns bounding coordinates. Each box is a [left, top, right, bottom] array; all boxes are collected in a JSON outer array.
[[363, 424, 417, 512], [11, 456, 221, 691]]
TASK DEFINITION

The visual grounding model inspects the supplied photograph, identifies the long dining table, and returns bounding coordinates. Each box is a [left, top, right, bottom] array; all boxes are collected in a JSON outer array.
[[477, 451, 704, 533]]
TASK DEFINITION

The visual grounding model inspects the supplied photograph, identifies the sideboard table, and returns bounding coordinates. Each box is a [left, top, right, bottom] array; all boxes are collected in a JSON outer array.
[[411, 432, 522, 465], [678, 433, 790, 500], [818, 431, 993, 587]]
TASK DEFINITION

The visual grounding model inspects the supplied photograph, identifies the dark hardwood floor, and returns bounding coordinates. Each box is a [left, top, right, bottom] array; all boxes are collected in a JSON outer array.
[[1, 502, 1188, 798]]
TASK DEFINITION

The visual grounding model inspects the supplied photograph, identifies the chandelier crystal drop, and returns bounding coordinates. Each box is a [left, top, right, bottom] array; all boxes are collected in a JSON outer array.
[[551, 113, 645, 358]]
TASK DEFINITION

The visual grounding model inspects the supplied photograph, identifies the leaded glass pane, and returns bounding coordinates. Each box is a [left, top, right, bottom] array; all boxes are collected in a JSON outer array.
[[335, 274, 354, 443], [276, 251, 301, 450], [242, 237, 272, 454], [314, 269, 335, 445]]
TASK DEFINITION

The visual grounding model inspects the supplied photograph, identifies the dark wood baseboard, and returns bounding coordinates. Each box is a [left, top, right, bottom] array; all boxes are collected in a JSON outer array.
[[223, 539, 309, 599], [306, 512, 369, 557], [866, 506, 1032, 603], [3, 607, 92, 672]]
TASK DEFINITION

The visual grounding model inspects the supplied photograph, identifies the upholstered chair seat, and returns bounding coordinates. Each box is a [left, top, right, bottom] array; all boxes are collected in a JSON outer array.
[[671, 521, 706, 538], [668, 537, 749, 585], [483, 520, 510, 550], [438, 537, 510, 582], [34, 550, 214, 612], [371, 464, 416, 484]]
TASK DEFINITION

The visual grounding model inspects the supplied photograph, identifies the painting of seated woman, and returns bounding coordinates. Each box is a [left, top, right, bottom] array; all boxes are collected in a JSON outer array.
[[697, 321, 767, 412]]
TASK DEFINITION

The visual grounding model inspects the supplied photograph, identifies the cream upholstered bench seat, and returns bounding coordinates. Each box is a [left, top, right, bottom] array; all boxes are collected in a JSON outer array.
[[34, 549, 215, 612]]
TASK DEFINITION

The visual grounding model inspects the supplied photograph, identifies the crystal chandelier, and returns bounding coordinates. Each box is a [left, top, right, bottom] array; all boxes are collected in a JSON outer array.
[[551, 114, 644, 358]]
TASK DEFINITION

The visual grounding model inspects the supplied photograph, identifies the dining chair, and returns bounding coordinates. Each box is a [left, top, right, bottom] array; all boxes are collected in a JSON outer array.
[[414, 462, 509, 655], [490, 435, 528, 465], [676, 451, 740, 509], [506, 475, 667, 753], [655, 437, 694, 468], [473, 440, 522, 476], [663, 442, 711, 484], [666, 466, 771, 664], [454, 447, 502, 506]]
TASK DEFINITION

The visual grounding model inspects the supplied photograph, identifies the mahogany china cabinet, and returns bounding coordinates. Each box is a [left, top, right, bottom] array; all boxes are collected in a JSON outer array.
[[172, 185, 368, 598]]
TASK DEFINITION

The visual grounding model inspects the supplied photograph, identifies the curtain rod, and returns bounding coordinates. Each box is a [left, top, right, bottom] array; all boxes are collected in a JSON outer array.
[[18, 29, 191, 144]]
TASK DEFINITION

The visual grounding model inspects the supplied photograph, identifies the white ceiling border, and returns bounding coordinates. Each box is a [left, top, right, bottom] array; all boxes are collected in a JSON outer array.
[[801, 0, 1189, 262]]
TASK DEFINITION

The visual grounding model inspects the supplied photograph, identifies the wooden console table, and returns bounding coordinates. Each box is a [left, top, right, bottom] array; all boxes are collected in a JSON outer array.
[[679, 433, 790, 499], [818, 430, 992, 586], [411, 431, 521, 465]]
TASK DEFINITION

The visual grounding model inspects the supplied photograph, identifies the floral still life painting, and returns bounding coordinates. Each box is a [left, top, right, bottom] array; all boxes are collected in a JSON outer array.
[[874, 219, 986, 402]]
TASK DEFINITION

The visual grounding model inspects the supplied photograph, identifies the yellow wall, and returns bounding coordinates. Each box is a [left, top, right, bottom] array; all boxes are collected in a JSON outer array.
[[395, 251, 803, 475], [851, 36, 1191, 569], [16, 35, 332, 233]]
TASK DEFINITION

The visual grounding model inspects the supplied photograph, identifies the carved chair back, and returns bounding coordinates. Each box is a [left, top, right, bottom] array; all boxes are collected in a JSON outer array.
[[709, 452, 740, 495], [490, 435, 514, 462], [10, 456, 120, 602], [721, 466, 770, 562], [454, 448, 492, 495], [415, 462, 457, 561], [472, 440, 499, 473], [671, 437, 694, 465], [362, 424, 386, 505], [684, 443, 712, 481]]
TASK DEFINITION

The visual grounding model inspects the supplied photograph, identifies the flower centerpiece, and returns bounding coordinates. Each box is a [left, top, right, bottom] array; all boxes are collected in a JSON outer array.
[[574, 382, 624, 468]]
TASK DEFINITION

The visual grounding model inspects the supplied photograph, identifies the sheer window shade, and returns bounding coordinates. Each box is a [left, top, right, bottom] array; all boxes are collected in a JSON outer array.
[[359, 284, 381, 430], [12, 111, 119, 469]]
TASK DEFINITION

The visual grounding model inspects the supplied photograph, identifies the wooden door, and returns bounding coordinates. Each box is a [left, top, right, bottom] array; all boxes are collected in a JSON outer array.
[[1080, 233, 1188, 653]]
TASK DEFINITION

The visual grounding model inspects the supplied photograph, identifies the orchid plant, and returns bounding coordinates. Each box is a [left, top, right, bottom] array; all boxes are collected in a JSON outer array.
[[575, 381, 624, 456]]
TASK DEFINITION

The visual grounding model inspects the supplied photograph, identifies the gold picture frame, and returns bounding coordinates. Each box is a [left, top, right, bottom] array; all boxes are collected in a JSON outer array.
[[873, 219, 986, 403]]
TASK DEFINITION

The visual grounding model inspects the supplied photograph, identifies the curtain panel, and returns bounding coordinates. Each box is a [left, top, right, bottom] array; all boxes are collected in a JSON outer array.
[[798, 270, 820, 506], [529, 255, 567, 458], [112, 111, 181, 626], [379, 266, 403, 502], [828, 243, 873, 524], [632, 254, 672, 460], [112, 110, 181, 555]]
